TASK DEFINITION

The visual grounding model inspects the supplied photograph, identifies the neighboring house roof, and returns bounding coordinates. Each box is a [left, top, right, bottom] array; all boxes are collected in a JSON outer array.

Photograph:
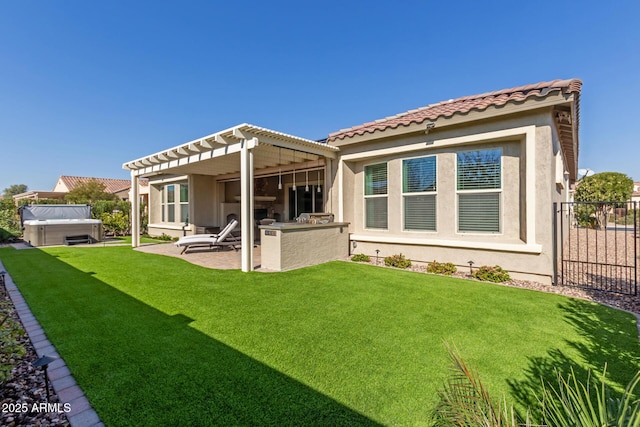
[[12, 191, 67, 202], [54, 176, 148, 194], [328, 78, 582, 142]]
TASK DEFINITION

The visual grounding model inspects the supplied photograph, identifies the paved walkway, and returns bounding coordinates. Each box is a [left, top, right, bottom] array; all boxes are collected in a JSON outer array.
[[135, 242, 263, 270], [1, 261, 103, 427]]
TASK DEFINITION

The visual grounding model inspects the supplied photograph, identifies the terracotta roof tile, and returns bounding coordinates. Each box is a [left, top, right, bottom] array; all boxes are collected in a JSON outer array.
[[58, 176, 147, 193], [328, 78, 582, 141]]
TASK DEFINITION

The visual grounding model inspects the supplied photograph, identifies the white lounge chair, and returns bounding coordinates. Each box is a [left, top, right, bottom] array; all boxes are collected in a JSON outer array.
[[175, 219, 240, 254]]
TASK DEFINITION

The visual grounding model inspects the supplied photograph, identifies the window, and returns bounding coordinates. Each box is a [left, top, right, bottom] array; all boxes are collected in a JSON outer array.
[[179, 184, 189, 223], [457, 149, 501, 232], [160, 183, 189, 224], [288, 185, 323, 220], [403, 156, 436, 231], [364, 162, 388, 229], [166, 185, 175, 222]]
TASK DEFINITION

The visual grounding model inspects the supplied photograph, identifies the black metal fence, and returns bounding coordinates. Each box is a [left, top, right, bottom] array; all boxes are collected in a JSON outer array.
[[554, 201, 638, 295]]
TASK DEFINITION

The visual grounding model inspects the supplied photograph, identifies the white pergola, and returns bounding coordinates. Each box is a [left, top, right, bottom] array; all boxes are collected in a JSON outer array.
[[122, 123, 340, 272]]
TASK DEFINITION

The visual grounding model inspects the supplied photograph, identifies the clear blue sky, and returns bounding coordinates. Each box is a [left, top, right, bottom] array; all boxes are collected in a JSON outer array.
[[1, 0, 639, 192]]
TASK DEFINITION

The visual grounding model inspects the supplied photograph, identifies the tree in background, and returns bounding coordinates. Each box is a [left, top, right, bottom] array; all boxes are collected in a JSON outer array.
[[2, 184, 27, 198], [574, 172, 634, 229], [0, 197, 21, 242], [65, 179, 116, 204]]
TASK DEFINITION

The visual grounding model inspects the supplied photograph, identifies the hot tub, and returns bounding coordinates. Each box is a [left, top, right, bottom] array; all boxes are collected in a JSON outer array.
[[23, 219, 103, 247]]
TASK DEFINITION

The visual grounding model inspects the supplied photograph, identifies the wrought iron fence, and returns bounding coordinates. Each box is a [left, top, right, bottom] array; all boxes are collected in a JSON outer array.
[[554, 201, 638, 295]]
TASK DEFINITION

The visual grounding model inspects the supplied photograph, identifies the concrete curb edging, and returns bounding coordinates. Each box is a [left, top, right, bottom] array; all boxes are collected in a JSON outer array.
[[1, 262, 104, 427]]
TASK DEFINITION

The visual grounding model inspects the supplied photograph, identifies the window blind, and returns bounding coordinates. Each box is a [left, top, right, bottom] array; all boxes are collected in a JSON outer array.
[[365, 163, 388, 196], [457, 149, 501, 190], [366, 198, 388, 229], [458, 193, 500, 232], [364, 162, 388, 229], [403, 157, 436, 193], [404, 195, 436, 231]]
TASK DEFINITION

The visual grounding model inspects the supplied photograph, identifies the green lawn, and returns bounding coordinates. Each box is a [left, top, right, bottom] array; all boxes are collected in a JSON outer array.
[[1, 246, 638, 426]]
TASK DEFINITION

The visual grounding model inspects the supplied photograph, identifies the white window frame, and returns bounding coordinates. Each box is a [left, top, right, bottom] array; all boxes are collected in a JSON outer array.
[[402, 155, 437, 232], [456, 148, 503, 234], [160, 182, 189, 224], [363, 162, 388, 230]]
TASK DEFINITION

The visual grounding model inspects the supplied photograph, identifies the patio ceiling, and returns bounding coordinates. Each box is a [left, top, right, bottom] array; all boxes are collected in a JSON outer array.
[[122, 123, 339, 178]]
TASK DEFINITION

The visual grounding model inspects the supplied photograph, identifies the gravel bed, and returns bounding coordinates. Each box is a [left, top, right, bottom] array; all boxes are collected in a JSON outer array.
[[1, 286, 69, 427], [560, 228, 638, 294]]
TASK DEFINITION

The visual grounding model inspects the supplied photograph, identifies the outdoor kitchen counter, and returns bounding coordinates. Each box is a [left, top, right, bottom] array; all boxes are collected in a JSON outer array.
[[259, 222, 350, 271]]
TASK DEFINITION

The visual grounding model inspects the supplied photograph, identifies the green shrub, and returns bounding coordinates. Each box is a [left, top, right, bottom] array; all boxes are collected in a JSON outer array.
[[101, 211, 130, 236], [427, 261, 457, 276], [351, 253, 370, 262], [384, 253, 412, 269], [0, 200, 21, 242], [472, 265, 510, 283], [157, 233, 175, 241]]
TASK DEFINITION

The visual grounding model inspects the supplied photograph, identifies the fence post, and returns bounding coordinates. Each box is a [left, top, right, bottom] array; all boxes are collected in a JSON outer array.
[[553, 202, 558, 286]]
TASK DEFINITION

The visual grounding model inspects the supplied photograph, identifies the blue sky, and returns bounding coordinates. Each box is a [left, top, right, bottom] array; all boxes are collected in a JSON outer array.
[[1, 1, 639, 192]]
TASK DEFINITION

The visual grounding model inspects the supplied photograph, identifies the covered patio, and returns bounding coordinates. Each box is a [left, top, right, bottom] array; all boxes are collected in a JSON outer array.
[[135, 241, 264, 270], [123, 123, 340, 272]]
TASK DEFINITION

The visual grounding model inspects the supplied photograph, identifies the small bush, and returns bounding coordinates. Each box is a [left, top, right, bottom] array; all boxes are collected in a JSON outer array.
[[351, 253, 370, 262], [472, 265, 510, 283], [427, 260, 457, 276], [154, 233, 175, 241], [384, 253, 412, 269]]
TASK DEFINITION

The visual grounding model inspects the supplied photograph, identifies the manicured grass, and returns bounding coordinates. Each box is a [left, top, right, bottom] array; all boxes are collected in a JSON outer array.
[[1, 246, 638, 425]]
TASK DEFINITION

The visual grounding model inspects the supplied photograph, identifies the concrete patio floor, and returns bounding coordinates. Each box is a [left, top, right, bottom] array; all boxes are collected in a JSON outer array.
[[134, 242, 262, 270]]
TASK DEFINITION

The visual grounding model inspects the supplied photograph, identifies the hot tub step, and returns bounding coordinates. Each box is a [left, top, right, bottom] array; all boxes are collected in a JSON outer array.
[[64, 235, 92, 245]]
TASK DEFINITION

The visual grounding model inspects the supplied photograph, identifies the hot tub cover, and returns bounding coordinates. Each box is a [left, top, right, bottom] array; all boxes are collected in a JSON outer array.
[[20, 204, 92, 225]]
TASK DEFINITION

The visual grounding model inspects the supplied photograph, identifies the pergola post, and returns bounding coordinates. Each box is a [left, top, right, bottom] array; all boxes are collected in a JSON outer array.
[[130, 173, 140, 247], [240, 138, 256, 272]]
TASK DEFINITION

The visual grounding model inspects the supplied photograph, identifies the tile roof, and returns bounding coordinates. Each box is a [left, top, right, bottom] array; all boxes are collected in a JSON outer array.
[[57, 176, 147, 193], [328, 79, 582, 142]]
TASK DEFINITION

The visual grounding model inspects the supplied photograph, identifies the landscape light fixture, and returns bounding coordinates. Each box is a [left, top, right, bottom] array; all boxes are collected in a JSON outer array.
[[33, 354, 57, 402], [467, 260, 474, 275], [0, 270, 6, 289]]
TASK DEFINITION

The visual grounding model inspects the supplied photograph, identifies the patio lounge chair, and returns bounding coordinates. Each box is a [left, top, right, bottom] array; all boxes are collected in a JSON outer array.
[[175, 219, 240, 254]]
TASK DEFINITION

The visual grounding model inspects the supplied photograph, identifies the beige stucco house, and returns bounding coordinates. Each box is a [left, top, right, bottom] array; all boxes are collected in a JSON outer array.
[[123, 79, 581, 284], [52, 175, 149, 203]]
